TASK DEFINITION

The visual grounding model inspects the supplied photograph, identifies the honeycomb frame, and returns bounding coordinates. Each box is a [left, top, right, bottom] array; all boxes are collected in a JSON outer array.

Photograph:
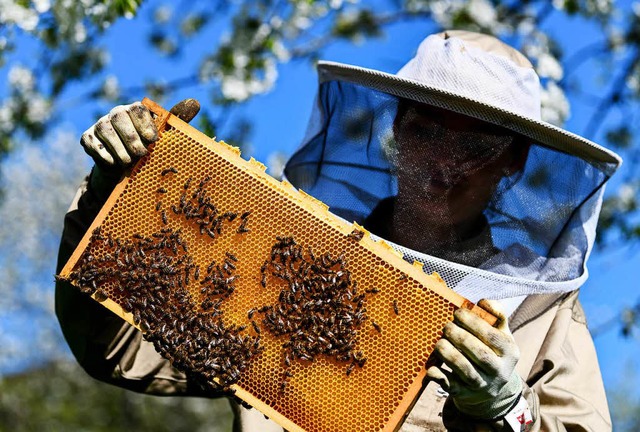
[[60, 98, 496, 432]]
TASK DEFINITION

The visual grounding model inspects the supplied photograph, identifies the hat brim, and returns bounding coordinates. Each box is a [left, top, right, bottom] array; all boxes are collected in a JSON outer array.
[[317, 61, 622, 174]]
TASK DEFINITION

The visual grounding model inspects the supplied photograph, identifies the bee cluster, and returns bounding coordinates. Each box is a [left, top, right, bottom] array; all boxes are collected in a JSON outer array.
[[257, 236, 373, 391], [66, 223, 261, 390], [156, 172, 251, 237]]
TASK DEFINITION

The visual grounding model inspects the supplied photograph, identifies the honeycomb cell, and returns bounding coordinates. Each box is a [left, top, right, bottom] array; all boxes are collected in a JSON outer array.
[[57, 99, 494, 432]]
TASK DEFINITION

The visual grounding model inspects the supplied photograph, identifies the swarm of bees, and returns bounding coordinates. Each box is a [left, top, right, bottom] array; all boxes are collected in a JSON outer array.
[[256, 236, 375, 392], [66, 224, 261, 391]]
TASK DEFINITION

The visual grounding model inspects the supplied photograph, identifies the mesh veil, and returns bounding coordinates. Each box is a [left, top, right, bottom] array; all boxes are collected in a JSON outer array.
[[284, 79, 616, 311]]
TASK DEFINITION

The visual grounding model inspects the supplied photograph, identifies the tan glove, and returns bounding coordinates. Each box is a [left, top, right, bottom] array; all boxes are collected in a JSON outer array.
[[80, 99, 200, 198], [427, 299, 523, 420]]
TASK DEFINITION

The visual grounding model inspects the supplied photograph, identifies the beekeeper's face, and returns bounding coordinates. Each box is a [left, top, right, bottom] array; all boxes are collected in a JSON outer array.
[[392, 102, 527, 236]]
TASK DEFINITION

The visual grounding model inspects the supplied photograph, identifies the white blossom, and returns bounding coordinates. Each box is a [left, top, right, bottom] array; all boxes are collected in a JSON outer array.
[[0, 103, 13, 133], [102, 75, 120, 100], [467, 0, 497, 28], [253, 23, 272, 47], [0, 0, 39, 31], [26, 95, 50, 124], [232, 50, 250, 69], [405, 0, 431, 13], [540, 81, 570, 126], [627, 70, 640, 92], [291, 15, 312, 31], [32, 0, 51, 13], [552, 0, 567, 10], [74, 22, 87, 44], [430, 0, 456, 27], [221, 76, 252, 101], [220, 58, 278, 101], [8, 64, 35, 92], [589, 0, 613, 15], [88, 3, 108, 20], [516, 18, 535, 35], [608, 28, 626, 52], [269, 16, 283, 29], [618, 183, 636, 207], [536, 52, 564, 81], [271, 39, 291, 62], [154, 6, 172, 23]]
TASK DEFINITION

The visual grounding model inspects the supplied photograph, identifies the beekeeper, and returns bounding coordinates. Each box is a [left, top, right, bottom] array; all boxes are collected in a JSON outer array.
[[56, 30, 621, 431]]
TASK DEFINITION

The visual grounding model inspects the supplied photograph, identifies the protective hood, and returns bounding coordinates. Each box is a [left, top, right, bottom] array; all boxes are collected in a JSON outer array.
[[283, 32, 621, 315]]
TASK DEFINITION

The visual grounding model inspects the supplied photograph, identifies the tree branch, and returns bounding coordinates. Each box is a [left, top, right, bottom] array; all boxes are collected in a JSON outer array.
[[288, 9, 432, 59], [583, 47, 639, 139], [560, 40, 609, 84]]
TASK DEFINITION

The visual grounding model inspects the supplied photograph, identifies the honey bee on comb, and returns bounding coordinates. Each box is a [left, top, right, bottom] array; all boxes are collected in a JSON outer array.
[[256, 236, 378, 381], [61, 226, 262, 391]]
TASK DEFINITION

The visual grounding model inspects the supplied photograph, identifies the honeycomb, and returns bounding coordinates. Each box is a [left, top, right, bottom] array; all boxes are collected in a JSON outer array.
[[60, 98, 496, 432]]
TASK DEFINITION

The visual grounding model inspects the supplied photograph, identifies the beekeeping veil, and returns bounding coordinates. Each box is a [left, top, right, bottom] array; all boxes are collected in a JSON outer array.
[[284, 30, 622, 316]]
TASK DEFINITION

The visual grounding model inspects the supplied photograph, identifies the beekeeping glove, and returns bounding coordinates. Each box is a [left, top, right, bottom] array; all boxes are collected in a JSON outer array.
[[81, 99, 200, 199], [426, 299, 523, 420]]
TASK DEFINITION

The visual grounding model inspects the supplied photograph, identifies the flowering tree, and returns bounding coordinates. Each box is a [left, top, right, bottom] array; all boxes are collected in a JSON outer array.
[[1, 0, 640, 387]]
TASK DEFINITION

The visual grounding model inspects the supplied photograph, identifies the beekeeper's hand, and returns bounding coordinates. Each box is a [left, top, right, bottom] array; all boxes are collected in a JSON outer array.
[[426, 299, 522, 419], [81, 99, 200, 198]]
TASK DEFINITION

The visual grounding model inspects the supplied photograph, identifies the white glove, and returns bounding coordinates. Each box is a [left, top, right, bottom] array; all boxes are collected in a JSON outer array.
[[81, 101, 158, 168], [427, 299, 523, 419], [80, 99, 200, 197]]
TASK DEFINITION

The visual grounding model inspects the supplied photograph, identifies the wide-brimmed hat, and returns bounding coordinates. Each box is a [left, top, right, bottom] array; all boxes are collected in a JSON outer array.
[[316, 30, 621, 174]]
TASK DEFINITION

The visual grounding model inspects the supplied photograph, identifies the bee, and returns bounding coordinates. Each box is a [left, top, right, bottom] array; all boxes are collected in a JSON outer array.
[[155, 201, 163, 211], [156, 187, 167, 194], [161, 167, 178, 176], [398, 274, 408, 281], [161, 210, 168, 225], [94, 288, 108, 302], [251, 321, 261, 334], [366, 287, 380, 294], [371, 321, 382, 333], [206, 260, 216, 273], [223, 211, 237, 221], [347, 229, 364, 241], [346, 363, 355, 376], [184, 177, 193, 190], [279, 380, 287, 394], [225, 251, 238, 262], [392, 299, 399, 315], [240, 211, 251, 219], [248, 308, 256, 319]]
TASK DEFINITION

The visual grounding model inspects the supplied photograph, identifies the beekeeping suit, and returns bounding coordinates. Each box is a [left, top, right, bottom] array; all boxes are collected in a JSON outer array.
[[56, 30, 621, 431]]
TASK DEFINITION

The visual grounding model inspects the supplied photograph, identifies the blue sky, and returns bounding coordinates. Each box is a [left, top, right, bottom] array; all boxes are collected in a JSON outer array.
[[2, 0, 639, 405]]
